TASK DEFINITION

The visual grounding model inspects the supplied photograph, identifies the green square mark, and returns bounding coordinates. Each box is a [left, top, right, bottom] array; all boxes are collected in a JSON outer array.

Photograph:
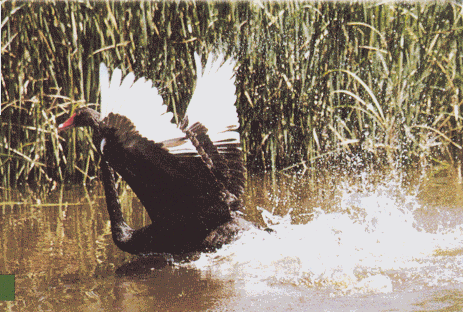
[[0, 275, 15, 301]]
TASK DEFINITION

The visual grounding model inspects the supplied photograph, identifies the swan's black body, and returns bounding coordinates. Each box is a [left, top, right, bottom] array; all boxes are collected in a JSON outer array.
[[59, 107, 247, 255]]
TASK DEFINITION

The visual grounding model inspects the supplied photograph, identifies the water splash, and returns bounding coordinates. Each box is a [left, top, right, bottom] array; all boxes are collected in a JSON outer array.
[[187, 172, 463, 296]]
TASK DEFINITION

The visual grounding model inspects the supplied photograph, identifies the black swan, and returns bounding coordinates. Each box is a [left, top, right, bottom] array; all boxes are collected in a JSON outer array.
[[58, 54, 248, 255]]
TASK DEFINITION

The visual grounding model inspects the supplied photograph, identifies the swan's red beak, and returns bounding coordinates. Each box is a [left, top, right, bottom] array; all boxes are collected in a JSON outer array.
[[58, 113, 76, 131]]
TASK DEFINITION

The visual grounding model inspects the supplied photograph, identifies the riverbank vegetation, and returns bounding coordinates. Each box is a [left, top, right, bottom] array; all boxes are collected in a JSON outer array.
[[1, 1, 462, 187]]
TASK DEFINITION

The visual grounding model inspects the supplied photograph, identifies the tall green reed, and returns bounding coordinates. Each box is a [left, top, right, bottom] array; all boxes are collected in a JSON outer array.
[[1, 1, 462, 187]]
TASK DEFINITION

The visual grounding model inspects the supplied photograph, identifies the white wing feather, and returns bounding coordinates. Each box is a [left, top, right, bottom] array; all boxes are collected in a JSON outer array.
[[99, 63, 185, 144], [186, 54, 239, 144], [99, 53, 239, 153]]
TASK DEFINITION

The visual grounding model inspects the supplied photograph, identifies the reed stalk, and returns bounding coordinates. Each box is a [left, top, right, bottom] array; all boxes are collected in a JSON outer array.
[[1, 1, 461, 186]]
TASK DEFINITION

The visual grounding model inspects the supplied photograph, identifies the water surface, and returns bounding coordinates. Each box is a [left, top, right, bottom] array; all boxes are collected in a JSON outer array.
[[1, 168, 462, 311]]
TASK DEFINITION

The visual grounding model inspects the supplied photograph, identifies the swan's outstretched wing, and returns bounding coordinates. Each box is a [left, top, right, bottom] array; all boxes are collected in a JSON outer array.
[[186, 54, 239, 144], [183, 53, 245, 198], [99, 53, 239, 153], [99, 63, 193, 150], [99, 54, 244, 210]]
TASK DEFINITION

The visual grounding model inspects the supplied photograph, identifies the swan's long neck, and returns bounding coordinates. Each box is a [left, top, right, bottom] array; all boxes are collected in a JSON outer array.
[[100, 160, 124, 223], [100, 159, 134, 245], [85, 108, 101, 129]]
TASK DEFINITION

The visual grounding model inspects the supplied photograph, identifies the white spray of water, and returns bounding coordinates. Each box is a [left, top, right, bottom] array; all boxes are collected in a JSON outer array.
[[187, 175, 463, 296]]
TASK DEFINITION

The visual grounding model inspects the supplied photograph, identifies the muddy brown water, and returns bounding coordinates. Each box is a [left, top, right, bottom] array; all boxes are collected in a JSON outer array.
[[1, 169, 462, 311]]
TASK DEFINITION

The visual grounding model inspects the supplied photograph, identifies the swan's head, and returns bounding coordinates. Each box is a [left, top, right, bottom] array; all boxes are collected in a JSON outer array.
[[58, 107, 101, 131]]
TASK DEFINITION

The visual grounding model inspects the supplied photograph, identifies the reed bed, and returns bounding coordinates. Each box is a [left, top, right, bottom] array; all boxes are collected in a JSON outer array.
[[1, 1, 462, 187]]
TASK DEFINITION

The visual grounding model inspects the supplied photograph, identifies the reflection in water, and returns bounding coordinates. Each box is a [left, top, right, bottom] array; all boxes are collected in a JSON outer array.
[[1, 169, 463, 311]]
